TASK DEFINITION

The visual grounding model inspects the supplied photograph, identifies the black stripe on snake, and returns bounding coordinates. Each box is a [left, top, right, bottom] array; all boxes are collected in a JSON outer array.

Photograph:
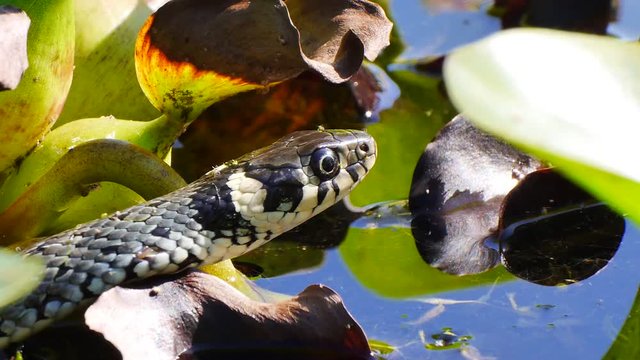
[[0, 129, 377, 347]]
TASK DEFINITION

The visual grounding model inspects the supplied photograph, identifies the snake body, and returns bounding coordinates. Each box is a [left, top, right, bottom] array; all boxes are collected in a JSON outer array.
[[0, 129, 376, 347]]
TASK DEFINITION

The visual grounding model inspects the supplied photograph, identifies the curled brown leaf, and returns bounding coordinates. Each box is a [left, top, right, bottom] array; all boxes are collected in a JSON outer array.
[[137, 0, 392, 109], [86, 270, 370, 360]]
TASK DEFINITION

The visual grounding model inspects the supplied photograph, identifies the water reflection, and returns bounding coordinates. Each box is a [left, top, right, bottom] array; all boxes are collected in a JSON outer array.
[[391, 0, 500, 59], [499, 170, 625, 286]]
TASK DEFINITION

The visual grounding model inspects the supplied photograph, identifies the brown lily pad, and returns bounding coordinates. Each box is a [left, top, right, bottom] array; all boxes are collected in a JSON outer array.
[[0, 6, 30, 91], [85, 270, 370, 360], [147, 0, 391, 83]]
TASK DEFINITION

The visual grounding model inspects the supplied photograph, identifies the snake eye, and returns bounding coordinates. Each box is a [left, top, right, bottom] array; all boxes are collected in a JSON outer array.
[[311, 148, 340, 181]]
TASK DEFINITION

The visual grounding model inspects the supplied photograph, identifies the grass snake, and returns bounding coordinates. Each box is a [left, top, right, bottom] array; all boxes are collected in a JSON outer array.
[[0, 129, 377, 347]]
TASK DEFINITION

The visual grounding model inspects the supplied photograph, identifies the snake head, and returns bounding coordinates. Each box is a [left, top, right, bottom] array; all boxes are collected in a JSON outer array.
[[221, 129, 377, 248]]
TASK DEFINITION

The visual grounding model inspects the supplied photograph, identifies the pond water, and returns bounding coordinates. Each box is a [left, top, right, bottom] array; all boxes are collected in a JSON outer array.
[[241, 1, 640, 359], [255, 223, 639, 359]]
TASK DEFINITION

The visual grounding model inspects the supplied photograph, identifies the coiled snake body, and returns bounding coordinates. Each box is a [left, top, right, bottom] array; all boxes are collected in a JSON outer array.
[[0, 129, 376, 347]]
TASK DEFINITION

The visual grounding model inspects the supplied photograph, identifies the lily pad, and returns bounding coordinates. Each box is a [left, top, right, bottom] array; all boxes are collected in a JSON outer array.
[[443, 28, 640, 224]]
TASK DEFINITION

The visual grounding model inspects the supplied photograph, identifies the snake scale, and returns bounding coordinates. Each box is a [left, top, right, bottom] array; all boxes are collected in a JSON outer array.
[[0, 129, 377, 347]]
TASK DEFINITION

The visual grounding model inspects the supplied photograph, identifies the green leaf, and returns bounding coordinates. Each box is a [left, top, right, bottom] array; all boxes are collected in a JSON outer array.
[[369, 339, 396, 355], [0, 0, 74, 172], [0, 114, 188, 239], [0, 249, 42, 309], [443, 28, 640, 223], [56, 0, 158, 126], [0, 139, 186, 244]]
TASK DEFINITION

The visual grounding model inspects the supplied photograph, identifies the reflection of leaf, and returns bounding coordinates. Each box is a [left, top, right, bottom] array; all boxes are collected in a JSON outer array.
[[499, 169, 625, 286], [0, 249, 42, 309], [443, 28, 640, 224], [340, 227, 512, 298], [604, 287, 640, 359], [86, 270, 370, 360]]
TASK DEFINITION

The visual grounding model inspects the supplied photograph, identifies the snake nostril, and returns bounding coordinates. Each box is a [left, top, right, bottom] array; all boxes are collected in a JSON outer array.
[[359, 143, 369, 153]]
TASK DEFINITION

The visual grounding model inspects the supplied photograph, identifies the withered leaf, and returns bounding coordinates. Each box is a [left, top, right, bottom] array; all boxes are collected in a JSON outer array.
[[147, 0, 306, 85], [499, 169, 625, 286], [145, 0, 392, 85], [409, 115, 543, 275], [286, 0, 393, 82], [85, 270, 370, 360], [0, 6, 30, 91]]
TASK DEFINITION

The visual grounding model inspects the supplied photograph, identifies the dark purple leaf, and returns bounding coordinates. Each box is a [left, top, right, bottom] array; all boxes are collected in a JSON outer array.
[[409, 115, 543, 275]]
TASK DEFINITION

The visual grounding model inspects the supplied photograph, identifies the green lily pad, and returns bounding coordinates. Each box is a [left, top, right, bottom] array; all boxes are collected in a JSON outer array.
[[443, 28, 640, 224]]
